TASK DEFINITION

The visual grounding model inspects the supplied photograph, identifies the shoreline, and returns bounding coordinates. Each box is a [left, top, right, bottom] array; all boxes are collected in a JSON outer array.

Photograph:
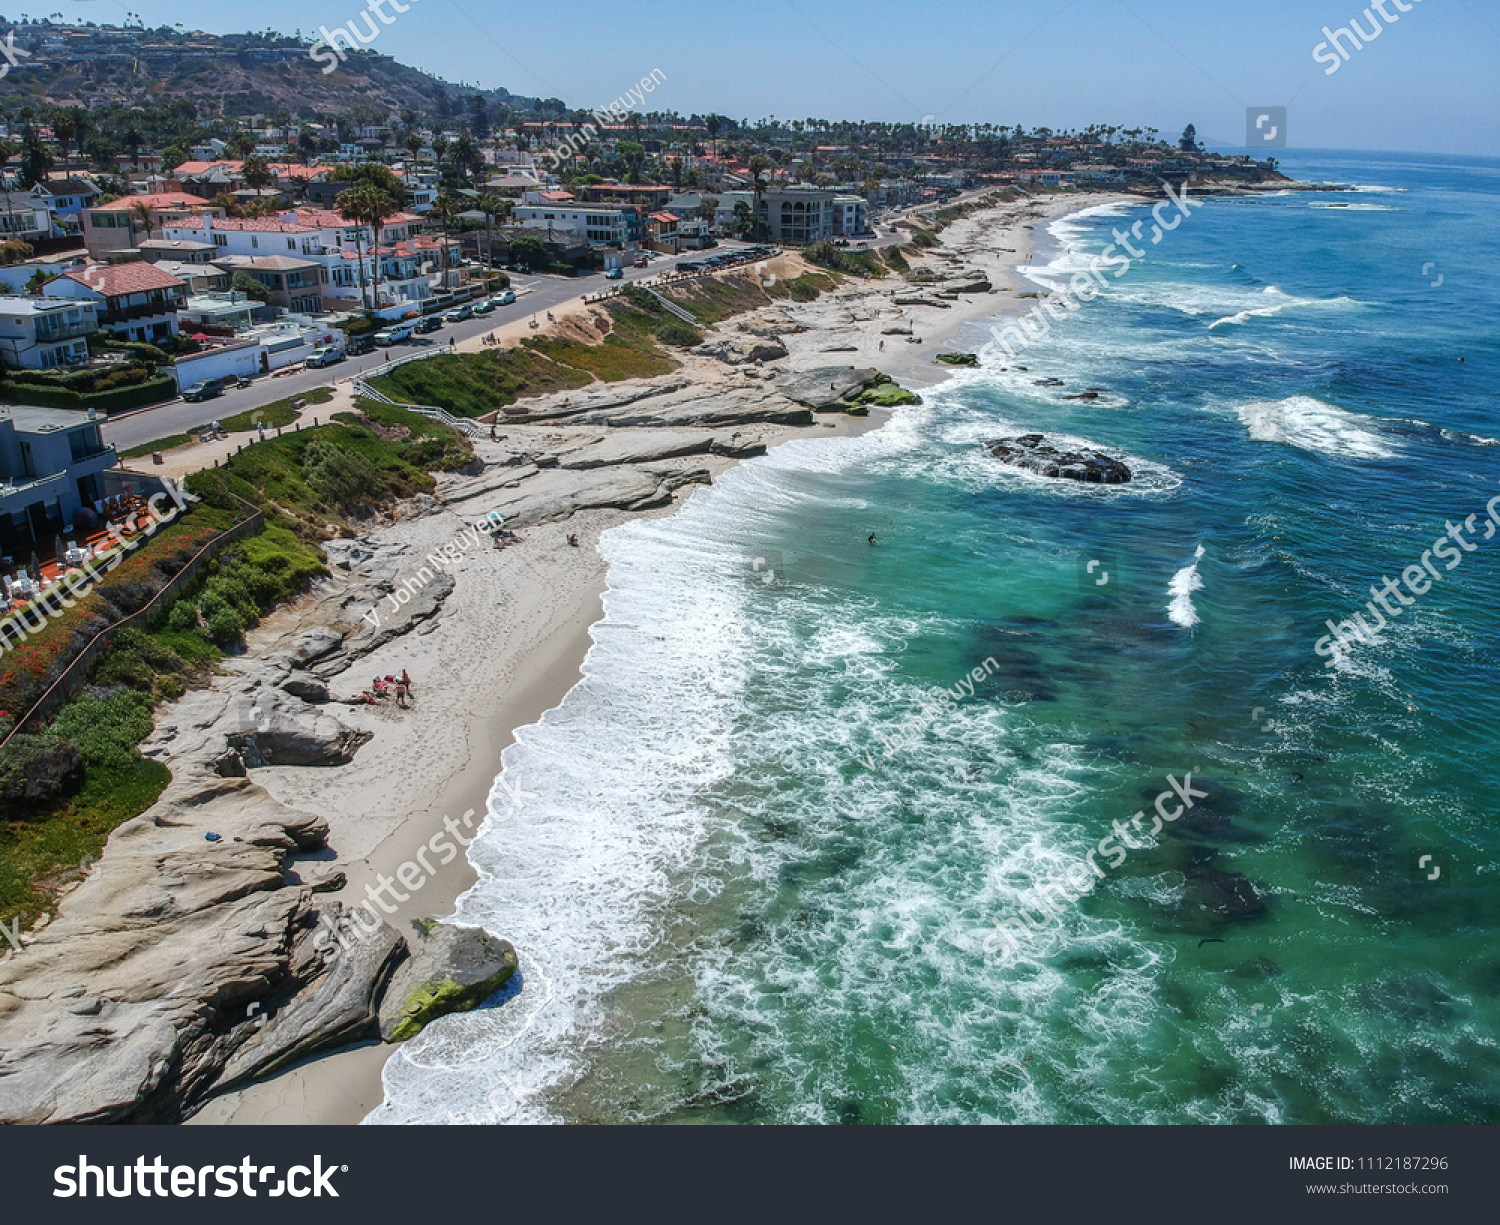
[[189, 408, 881, 1126]]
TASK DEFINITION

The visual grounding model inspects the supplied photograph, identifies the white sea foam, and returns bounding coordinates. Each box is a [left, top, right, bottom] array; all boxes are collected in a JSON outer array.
[[1208, 287, 1358, 330], [1238, 396, 1396, 460], [1167, 544, 1206, 628]]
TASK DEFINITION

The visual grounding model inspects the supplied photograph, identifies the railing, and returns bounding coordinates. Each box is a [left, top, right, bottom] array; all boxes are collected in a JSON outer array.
[[351, 345, 481, 438], [641, 286, 699, 325], [0, 479, 264, 748]]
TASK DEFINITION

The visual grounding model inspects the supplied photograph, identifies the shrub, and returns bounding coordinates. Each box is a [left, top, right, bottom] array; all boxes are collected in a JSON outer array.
[[0, 732, 83, 813], [302, 439, 388, 512], [167, 600, 199, 633], [204, 607, 246, 646], [50, 690, 156, 773], [655, 318, 702, 347]]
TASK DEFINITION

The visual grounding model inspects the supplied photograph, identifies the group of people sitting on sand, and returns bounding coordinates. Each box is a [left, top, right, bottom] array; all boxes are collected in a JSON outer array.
[[358, 670, 413, 709], [492, 526, 523, 549]]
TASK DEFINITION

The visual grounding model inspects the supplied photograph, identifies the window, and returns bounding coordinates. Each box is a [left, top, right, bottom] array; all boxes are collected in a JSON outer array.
[[288, 238, 296, 250]]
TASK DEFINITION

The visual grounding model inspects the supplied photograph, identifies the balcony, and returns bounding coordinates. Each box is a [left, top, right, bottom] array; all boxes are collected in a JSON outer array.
[[101, 299, 182, 324], [34, 319, 96, 342]]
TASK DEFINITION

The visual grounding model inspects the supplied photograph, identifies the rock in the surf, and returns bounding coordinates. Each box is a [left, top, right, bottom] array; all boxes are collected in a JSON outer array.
[[983, 434, 1132, 484]]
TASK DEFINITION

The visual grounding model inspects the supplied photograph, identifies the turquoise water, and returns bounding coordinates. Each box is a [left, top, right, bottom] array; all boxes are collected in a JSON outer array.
[[375, 151, 1500, 1126]]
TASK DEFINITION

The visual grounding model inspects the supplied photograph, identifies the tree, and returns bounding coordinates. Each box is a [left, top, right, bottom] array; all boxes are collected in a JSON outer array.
[[469, 94, 490, 139], [476, 193, 508, 266], [1179, 123, 1199, 153], [17, 128, 53, 188], [231, 270, 269, 303], [336, 183, 398, 312], [616, 140, 645, 183], [748, 154, 770, 240], [227, 131, 257, 160], [450, 132, 483, 183], [160, 145, 188, 173], [698, 195, 719, 224], [429, 194, 459, 287], [406, 131, 423, 163], [241, 155, 274, 191], [508, 234, 547, 270]]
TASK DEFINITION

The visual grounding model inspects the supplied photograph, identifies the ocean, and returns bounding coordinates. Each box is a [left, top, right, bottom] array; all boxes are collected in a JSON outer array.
[[371, 150, 1500, 1126]]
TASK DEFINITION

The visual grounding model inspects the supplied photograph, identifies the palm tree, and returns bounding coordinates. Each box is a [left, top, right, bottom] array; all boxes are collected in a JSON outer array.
[[337, 184, 398, 312], [475, 192, 507, 266], [128, 198, 155, 244], [748, 155, 770, 241], [429, 194, 460, 287], [406, 132, 423, 164]]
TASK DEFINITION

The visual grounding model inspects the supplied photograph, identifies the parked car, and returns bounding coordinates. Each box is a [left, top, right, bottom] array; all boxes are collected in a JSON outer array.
[[374, 324, 414, 346], [346, 334, 377, 355], [473, 298, 498, 315], [306, 346, 345, 368], [605, 267, 623, 280], [182, 381, 222, 403], [442, 304, 473, 323], [414, 315, 443, 333], [495, 289, 516, 305]]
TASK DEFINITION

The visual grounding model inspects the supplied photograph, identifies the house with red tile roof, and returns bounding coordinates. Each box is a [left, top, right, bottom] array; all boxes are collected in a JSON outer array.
[[46, 262, 188, 343]]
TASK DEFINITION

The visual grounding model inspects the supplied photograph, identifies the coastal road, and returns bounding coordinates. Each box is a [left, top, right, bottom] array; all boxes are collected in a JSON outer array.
[[100, 248, 719, 454]]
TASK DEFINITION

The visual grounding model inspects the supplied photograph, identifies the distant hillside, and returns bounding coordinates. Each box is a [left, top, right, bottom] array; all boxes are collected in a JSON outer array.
[[0, 24, 541, 122]]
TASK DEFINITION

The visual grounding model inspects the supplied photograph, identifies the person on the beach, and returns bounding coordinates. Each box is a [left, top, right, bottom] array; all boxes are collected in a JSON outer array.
[[400, 669, 411, 692], [879, 340, 884, 351], [395, 680, 408, 709], [567, 533, 579, 547]]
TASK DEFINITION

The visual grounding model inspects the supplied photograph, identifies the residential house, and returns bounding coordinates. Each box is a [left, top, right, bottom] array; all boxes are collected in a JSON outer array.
[[645, 211, 680, 253], [0, 297, 97, 371], [47, 262, 188, 343], [0, 404, 117, 555], [82, 192, 221, 257], [161, 208, 436, 314], [36, 178, 101, 219], [150, 260, 232, 296], [229, 255, 325, 314], [833, 195, 870, 235], [511, 202, 632, 246], [0, 192, 57, 245]]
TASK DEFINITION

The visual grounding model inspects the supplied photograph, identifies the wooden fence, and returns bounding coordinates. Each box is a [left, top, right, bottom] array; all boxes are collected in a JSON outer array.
[[0, 483, 264, 748]]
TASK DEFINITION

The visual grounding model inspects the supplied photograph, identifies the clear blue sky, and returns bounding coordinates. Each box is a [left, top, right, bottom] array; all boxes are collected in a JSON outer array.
[[41, 0, 1500, 154]]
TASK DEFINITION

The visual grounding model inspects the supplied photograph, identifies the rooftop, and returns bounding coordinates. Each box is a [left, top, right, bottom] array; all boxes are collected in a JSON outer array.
[[0, 405, 100, 433], [92, 192, 213, 212], [57, 263, 188, 297]]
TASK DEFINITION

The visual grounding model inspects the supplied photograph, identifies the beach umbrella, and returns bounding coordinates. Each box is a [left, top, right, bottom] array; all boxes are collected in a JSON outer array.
[[55, 534, 65, 567]]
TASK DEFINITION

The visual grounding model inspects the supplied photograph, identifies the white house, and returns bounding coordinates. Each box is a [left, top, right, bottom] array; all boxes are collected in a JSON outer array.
[[46, 262, 188, 343], [0, 296, 97, 371]]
